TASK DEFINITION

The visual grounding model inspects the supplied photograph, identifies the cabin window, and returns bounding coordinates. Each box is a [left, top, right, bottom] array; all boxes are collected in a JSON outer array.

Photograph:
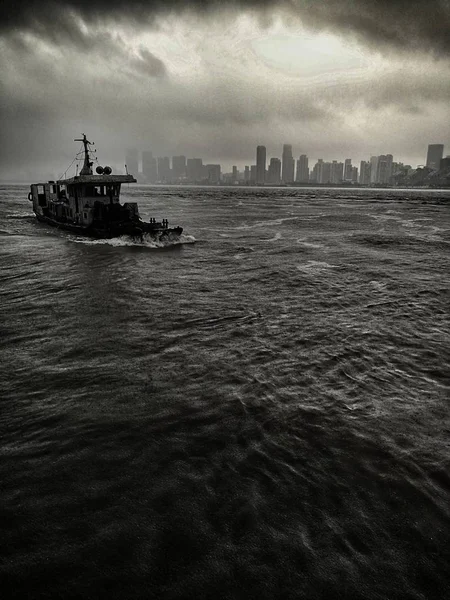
[[83, 212, 88, 219], [38, 185, 46, 207], [105, 184, 120, 197], [84, 185, 104, 197], [52, 185, 57, 194]]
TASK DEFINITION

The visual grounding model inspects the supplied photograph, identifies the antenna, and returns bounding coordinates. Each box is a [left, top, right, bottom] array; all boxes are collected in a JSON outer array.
[[74, 134, 94, 175]]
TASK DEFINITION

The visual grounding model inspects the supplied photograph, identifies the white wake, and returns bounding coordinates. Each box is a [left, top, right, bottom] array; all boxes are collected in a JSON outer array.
[[69, 232, 196, 248]]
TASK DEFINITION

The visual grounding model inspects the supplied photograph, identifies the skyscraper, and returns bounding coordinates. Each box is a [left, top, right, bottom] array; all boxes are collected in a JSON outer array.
[[351, 166, 358, 183], [426, 144, 444, 169], [386, 154, 393, 183], [370, 156, 379, 184], [256, 146, 266, 185], [187, 158, 203, 182], [440, 156, 450, 170], [172, 155, 186, 180], [344, 158, 352, 181], [359, 161, 371, 185], [296, 155, 309, 182], [244, 166, 250, 182], [142, 151, 157, 182], [282, 144, 294, 183], [267, 158, 281, 184], [250, 165, 257, 184], [311, 159, 324, 183], [157, 157, 171, 182], [322, 162, 331, 184], [376, 155, 388, 184], [330, 161, 343, 184], [206, 164, 221, 184]]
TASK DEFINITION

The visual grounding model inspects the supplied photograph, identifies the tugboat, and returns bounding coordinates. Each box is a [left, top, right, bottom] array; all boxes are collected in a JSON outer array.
[[28, 134, 183, 240]]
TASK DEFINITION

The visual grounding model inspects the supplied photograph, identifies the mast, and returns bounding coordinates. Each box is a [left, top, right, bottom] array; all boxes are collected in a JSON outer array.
[[74, 134, 94, 175]]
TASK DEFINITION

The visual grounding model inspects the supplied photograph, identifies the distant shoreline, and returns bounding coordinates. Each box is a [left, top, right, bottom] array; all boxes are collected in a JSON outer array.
[[2, 181, 449, 191]]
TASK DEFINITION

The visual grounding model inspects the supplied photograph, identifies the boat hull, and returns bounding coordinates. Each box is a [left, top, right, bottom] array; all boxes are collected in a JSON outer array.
[[35, 213, 183, 240]]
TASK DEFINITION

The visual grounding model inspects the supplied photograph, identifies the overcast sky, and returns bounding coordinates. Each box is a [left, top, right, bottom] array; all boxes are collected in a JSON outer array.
[[1, 0, 449, 180]]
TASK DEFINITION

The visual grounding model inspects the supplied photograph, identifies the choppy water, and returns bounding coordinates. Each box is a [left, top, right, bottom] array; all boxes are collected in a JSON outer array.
[[1, 185, 449, 599]]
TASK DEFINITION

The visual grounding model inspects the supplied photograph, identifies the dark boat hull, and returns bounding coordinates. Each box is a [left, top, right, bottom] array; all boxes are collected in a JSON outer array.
[[35, 214, 183, 240]]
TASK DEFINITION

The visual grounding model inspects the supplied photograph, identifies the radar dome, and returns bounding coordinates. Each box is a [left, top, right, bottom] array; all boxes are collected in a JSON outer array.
[[103, 166, 112, 175], [96, 166, 104, 174]]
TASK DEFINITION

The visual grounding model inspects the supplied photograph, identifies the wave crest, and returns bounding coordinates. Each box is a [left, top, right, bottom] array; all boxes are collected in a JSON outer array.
[[70, 232, 196, 248]]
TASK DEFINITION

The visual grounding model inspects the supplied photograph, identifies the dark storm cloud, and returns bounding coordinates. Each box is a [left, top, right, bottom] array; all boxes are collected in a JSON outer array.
[[7, 24, 166, 78], [299, 0, 450, 57], [2, 0, 450, 57], [1, 0, 449, 180]]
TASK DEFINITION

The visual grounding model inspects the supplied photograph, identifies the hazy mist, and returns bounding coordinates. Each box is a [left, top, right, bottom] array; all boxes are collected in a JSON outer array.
[[1, 0, 449, 180]]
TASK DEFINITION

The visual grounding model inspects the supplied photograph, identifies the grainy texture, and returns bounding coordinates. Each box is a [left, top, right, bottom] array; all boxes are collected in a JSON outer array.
[[1, 185, 449, 599]]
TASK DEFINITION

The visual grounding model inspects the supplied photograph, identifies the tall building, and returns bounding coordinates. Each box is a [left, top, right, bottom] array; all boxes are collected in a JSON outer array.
[[232, 166, 238, 182], [440, 156, 450, 170], [351, 166, 358, 183], [330, 161, 344, 184], [311, 159, 324, 183], [376, 155, 389, 184], [172, 155, 186, 180], [296, 155, 309, 182], [322, 162, 332, 184], [370, 156, 379, 184], [282, 144, 295, 183], [244, 166, 250, 182], [359, 161, 370, 185], [344, 158, 352, 181], [267, 158, 281, 184], [142, 151, 157, 182], [426, 144, 444, 170], [186, 158, 203, 182], [250, 165, 257, 184], [330, 161, 338, 184], [206, 164, 221, 184], [386, 154, 393, 182], [126, 149, 139, 177], [256, 146, 266, 184], [157, 157, 171, 182]]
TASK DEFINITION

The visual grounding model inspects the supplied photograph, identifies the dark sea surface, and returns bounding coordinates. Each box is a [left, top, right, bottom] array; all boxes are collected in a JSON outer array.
[[1, 185, 449, 599]]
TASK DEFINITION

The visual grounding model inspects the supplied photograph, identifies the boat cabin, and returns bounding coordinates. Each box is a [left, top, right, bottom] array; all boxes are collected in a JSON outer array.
[[29, 176, 137, 228]]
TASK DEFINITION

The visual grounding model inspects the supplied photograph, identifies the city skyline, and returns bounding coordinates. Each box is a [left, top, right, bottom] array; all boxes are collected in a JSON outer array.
[[1, 2, 449, 180], [126, 142, 446, 177], [122, 143, 447, 186]]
